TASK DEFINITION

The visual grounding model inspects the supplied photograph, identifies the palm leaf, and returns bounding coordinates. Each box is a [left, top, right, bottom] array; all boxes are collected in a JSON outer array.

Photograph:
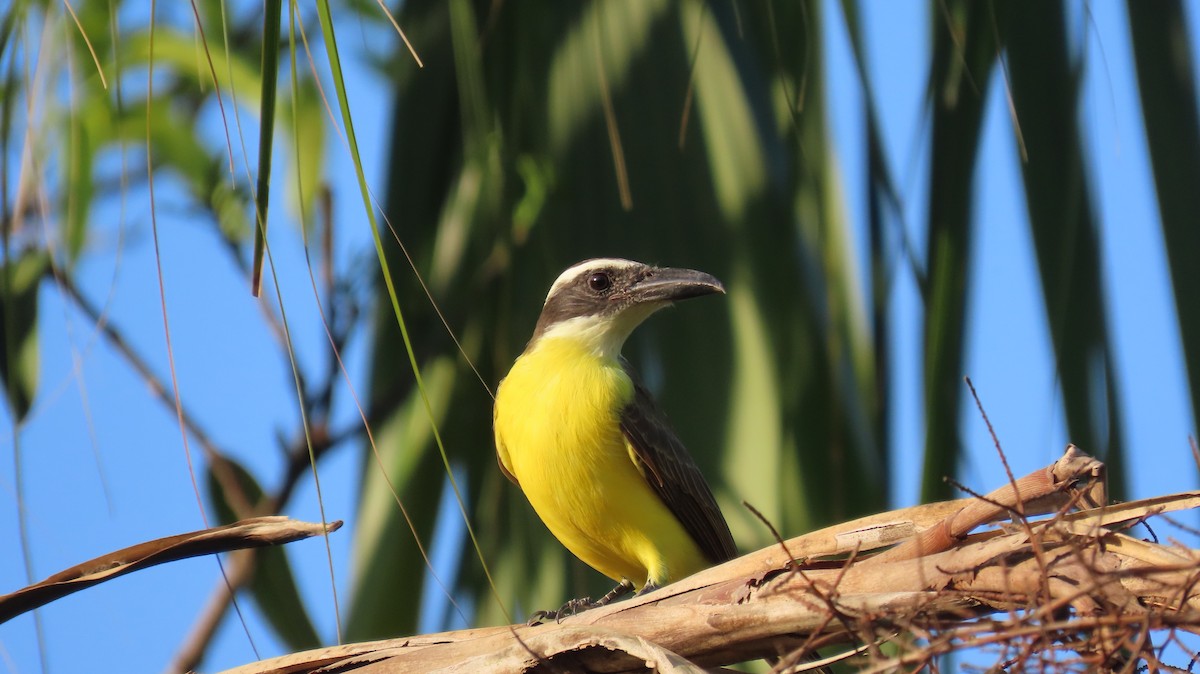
[[920, 0, 997, 502], [1127, 0, 1200, 447], [1002, 0, 1126, 496], [354, 0, 883, 635]]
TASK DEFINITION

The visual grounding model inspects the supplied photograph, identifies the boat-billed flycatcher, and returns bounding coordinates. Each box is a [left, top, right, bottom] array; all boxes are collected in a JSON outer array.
[[493, 258, 737, 614]]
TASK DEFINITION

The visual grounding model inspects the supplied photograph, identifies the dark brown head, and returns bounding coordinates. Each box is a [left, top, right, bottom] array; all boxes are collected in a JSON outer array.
[[527, 258, 724, 358]]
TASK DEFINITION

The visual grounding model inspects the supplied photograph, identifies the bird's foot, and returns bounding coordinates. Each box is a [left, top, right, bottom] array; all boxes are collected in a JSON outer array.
[[526, 596, 595, 625], [526, 579, 637, 625]]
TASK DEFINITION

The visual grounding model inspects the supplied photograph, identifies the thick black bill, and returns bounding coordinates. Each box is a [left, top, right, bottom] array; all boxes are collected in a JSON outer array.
[[626, 267, 725, 303]]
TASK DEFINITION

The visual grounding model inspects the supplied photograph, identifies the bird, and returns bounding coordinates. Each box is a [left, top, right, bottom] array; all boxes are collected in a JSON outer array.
[[493, 258, 737, 621]]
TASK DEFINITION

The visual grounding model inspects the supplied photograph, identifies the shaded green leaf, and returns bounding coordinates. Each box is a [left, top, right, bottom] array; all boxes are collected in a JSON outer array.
[[251, 0, 283, 295], [920, 0, 998, 502], [282, 77, 326, 231], [0, 251, 46, 422], [116, 30, 263, 105], [64, 105, 94, 262], [1004, 0, 1126, 496], [1127, 0, 1200, 450]]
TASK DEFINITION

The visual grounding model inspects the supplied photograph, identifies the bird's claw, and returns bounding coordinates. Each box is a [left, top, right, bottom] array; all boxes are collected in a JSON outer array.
[[526, 597, 595, 625]]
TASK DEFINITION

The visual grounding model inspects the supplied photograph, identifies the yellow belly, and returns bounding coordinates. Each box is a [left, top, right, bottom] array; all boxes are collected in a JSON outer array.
[[494, 339, 705, 588]]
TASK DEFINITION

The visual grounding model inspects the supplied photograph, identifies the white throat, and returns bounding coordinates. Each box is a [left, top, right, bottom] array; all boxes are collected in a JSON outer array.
[[536, 303, 664, 361]]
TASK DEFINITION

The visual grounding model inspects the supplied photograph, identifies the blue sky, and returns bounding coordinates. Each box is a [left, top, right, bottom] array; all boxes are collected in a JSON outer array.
[[1, 2, 1198, 672]]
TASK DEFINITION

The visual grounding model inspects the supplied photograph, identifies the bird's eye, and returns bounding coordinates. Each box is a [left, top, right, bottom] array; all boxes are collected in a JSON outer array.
[[588, 272, 612, 293]]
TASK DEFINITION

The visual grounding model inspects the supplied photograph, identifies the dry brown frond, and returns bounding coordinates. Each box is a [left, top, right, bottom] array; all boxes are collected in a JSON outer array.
[[0, 517, 341, 625], [223, 446, 1200, 672]]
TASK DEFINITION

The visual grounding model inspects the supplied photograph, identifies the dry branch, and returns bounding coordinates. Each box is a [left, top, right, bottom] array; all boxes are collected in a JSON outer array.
[[219, 447, 1200, 672], [0, 516, 341, 624]]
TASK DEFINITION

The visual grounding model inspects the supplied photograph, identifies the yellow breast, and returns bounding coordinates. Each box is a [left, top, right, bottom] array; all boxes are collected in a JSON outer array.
[[494, 338, 704, 588]]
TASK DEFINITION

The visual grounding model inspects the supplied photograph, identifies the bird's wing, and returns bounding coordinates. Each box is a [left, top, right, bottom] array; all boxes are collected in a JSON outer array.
[[619, 374, 738, 565]]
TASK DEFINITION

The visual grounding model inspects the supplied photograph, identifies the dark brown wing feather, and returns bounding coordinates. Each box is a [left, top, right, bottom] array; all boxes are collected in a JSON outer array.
[[619, 367, 737, 565]]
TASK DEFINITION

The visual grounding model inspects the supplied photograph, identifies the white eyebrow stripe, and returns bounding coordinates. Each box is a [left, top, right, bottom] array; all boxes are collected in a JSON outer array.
[[544, 258, 643, 304]]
